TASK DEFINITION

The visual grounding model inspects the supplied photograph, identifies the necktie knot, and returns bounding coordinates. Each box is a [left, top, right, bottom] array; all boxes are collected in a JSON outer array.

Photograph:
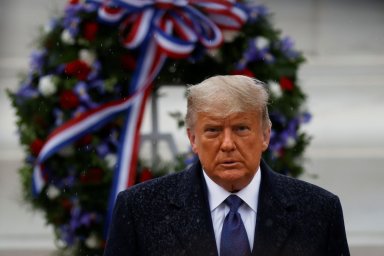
[[224, 194, 243, 213]]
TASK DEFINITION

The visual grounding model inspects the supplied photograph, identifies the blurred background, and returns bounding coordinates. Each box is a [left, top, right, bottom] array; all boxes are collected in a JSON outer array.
[[1, 0, 383, 255]]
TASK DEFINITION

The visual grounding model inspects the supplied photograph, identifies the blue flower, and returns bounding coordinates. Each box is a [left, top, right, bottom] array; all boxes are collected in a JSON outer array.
[[246, 3, 269, 22], [15, 77, 38, 103], [236, 37, 275, 68], [278, 36, 299, 59], [53, 108, 64, 126], [88, 60, 102, 81], [30, 50, 46, 75], [97, 142, 110, 157], [300, 112, 312, 123], [74, 81, 99, 108], [63, 16, 81, 37]]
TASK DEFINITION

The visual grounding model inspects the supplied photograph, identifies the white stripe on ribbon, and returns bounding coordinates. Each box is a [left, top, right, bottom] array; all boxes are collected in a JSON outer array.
[[122, 9, 154, 49], [116, 97, 141, 192], [192, 2, 229, 12], [169, 13, 198, 42], [208, 13, 241, 29], [185, 5, 223, 48], [33, 164, 45, 195], [117, 0, 187, 8], [116, 0, 152, 8], [98, 6, 125, 23], [231, 5, 248, 23], [154, 30, 195, 57]]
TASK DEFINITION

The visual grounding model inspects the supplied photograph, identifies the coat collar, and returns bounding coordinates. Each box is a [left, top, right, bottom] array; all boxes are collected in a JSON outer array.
[[252, 160, 297, 256]]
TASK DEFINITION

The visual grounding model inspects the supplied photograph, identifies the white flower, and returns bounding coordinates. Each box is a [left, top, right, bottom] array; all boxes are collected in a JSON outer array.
[[79, 49, 96, 66], [46, 185, 60, 199], [61, 29, 75, 45], [105, 153, 117, 169], [268, 81, 282, 98], [38, 75, 57, 96], [255, 36, 269, 49], [285, 136, 296, 148], [85, 233, 100, 249], [223, 31, 240, 42]]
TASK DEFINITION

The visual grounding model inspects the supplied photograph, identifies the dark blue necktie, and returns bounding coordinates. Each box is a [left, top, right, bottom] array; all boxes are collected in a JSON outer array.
[[220, 195, 251, 256]]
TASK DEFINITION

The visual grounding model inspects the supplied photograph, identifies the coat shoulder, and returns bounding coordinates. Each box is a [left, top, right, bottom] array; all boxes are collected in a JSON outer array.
[[119, 170, 187, 200], [275, 171, 337, 199], [268, 170, 342, 217], [117, 165, 197, 213]]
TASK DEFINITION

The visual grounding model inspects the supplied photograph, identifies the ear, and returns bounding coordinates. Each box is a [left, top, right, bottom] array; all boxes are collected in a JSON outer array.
[[187, 128, 198, 154], [261, 124, 271, 151]]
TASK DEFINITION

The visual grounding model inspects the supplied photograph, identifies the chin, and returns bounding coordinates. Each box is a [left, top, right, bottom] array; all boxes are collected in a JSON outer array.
[[218, 172, 249, 191], [220, 169, 247, 179]]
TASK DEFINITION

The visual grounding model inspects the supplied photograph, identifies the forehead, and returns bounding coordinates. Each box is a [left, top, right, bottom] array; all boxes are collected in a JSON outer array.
[[196, 111, 260, 123]]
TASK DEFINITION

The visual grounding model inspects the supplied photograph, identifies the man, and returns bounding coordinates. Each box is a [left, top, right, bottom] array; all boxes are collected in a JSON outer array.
[[104, 75, 350, 256]]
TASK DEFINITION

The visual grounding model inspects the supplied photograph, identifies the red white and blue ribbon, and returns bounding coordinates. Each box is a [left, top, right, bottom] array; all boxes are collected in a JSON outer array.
[[32, 0, 249, 236]]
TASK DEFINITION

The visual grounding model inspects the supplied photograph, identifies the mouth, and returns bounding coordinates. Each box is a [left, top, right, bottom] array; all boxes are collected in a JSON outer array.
[[219, 160, 239, 168]]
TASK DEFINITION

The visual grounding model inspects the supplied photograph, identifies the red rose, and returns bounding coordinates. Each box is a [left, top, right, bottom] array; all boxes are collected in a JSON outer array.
[[30, 138, 44, 156], [59, 90, 80, 109], [83, 22, 99, 42], [68, 0, 79, 4], [279, 77, 294, 91], [80, 168, 104, 184], [64, 60, 91, 81], [120, 54, 136, 70], [230, 68, 255, 78], [140, 168, 153, 182]]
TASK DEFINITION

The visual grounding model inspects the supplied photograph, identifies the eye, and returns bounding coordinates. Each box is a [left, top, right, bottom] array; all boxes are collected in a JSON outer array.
[[205, 127, 219, 133], [234, 125, 250, 134], [204, 126, 221, 136]]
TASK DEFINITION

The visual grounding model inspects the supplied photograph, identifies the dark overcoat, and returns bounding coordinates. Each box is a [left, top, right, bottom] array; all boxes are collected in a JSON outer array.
[[104, 160, 350, 256]]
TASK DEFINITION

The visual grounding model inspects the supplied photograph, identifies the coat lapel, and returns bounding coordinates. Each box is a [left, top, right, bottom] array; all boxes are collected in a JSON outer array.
[[252, 160, 297, 256], [166, 162, 218, 256]]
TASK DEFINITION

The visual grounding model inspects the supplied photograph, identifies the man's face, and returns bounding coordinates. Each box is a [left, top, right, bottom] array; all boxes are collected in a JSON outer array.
[[187, 111, 270, 192]]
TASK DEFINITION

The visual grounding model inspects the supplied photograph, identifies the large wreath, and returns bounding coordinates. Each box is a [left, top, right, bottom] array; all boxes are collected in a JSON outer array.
[[8, 0, 310, 255]]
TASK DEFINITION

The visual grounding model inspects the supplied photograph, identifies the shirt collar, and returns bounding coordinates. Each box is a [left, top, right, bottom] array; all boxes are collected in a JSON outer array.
[[202, 167, 261, 213]]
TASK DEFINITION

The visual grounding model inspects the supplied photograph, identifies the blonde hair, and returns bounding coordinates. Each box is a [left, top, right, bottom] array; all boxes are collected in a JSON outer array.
[[186, 75, 271, 129]]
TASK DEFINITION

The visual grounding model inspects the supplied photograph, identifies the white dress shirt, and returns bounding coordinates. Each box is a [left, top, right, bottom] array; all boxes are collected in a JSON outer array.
[[202, 168, 261, 253]]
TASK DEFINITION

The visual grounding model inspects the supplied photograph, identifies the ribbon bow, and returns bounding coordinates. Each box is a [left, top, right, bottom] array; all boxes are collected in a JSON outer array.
[[97, 0, 247, 55]]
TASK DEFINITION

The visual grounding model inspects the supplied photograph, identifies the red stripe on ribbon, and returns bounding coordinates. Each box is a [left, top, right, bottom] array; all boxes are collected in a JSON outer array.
[[127, 84, 152, 187]]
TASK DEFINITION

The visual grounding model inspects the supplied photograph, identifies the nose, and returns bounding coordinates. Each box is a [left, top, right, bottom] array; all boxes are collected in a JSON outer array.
[[220, 128, 236, 152]]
